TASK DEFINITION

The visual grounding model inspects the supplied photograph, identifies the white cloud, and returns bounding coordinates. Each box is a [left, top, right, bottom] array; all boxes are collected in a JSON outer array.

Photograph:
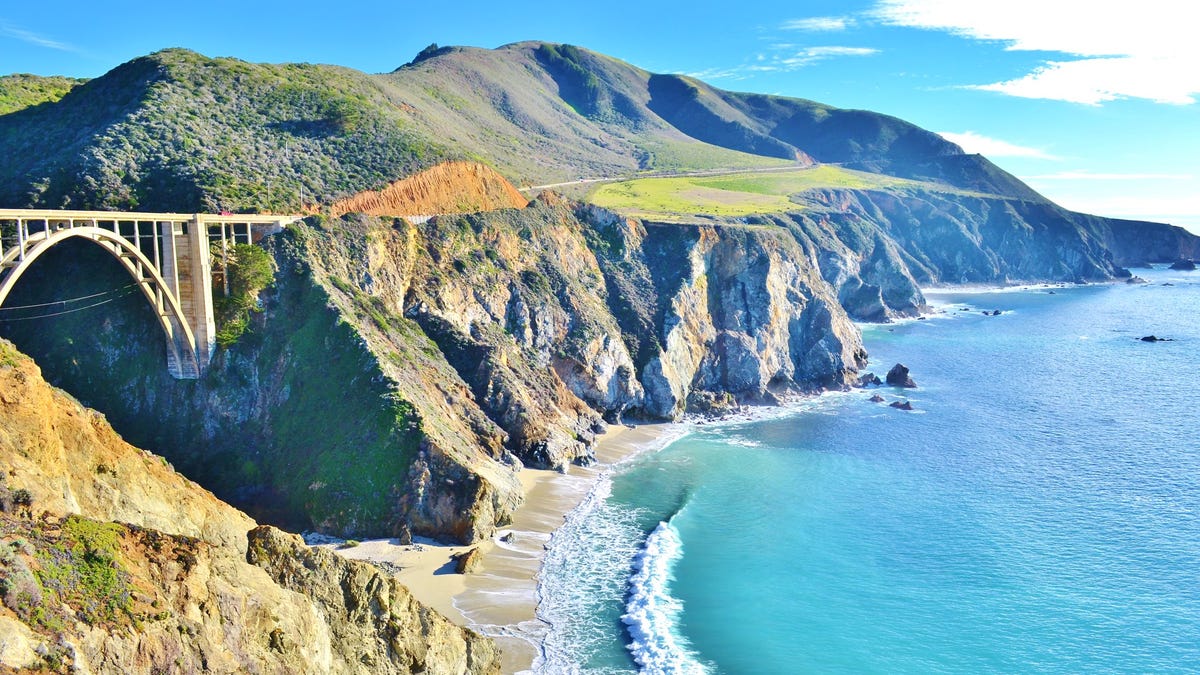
[[782, 17, 855, 32], [781, 46, 879, 67], [1023, 170, 1194, 181], [0, 22, 76, 52], [938, 131, 1058, 159], [973, 57, 1200, 106], [873, 0, 1200, 105], [688, 46, 879, 80]]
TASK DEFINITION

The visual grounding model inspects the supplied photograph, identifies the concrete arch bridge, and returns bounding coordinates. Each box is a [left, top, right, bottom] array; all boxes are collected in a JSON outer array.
[[0, 209, 302, 379]]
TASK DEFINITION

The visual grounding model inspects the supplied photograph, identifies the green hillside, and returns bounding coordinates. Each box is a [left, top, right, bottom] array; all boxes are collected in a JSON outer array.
[[0, 50, 452, 212], [590, 166, 923, 219], [0, 74, 86, 115], [0, 42, 1043, 213]]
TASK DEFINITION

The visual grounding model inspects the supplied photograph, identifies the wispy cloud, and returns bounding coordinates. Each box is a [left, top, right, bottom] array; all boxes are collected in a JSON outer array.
[[688, 45, 879, 81], [872, 0, 1200, 105], [782, 16, 856, 32], [938, 131, 1058, 160], [0, 21, 78, 52], [784, 46, 878, 65], [1023, 170, 1194, 181]]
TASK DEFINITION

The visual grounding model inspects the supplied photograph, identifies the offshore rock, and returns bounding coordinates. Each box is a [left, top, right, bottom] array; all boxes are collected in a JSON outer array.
[[886, 363, 917, 388], [857, 372, 883, 388], [1169, 259, 1196, 271]]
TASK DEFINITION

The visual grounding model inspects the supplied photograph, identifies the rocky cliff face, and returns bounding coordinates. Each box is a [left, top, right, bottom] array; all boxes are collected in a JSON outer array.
[[4, 175, 1192, 545], [330, 161, 529, 218], [776, 188, 1144, 320], [1088, 214, 1200, 266], [0, 340, 500, 674], [0, 340, 254, 552], [584, 214, 865, 418], [0, 193, 867, 543]]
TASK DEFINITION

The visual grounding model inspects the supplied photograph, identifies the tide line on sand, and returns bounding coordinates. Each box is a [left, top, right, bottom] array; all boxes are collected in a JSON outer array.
[[333, 422, 678, 674]]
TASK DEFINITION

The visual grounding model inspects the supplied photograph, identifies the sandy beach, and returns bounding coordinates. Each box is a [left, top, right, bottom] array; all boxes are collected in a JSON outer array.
[[333, 422, 674, 673]]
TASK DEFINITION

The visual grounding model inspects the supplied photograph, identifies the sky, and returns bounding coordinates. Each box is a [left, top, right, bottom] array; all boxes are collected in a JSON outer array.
[[2, 0, 1197, 233]]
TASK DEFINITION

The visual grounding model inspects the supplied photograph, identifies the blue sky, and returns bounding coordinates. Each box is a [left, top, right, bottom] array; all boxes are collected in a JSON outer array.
[[3, 0, 1197, 232]]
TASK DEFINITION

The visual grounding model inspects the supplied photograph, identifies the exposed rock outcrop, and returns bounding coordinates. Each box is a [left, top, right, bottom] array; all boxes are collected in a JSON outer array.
[[248, 527, 499, 672], [591, 218, 865, 419], [886, 363, 917, 388], [857, 373, 882, 387], [451, 547, 485, 574], [0, 340, 500, 674], [330, 161, 529, 218], [0, 341, 253, 552]]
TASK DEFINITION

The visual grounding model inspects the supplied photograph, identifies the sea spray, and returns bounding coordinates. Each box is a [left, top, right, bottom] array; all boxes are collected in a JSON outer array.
[[621, 519, 711, 674]]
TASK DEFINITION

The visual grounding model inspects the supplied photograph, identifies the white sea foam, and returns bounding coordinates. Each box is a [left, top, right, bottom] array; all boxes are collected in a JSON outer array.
[[621, 520, 711, 674], [533, 425, 692, 674], [533, 475, 644, 673]]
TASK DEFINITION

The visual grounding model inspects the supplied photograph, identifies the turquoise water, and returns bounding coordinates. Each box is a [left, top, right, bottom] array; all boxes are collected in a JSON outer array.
[[536, 267, 1200, 674]]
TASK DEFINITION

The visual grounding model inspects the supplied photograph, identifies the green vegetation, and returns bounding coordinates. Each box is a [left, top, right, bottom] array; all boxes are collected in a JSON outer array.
[[256, 228, 423, 534], [588, 166, 915, 218], [0, 49, 451, 212], [0, 41, 1039, 212], [0, 340, 20, 367], [632, 140, 794, 174], [0, 232, 423, 537], [0, 74, 86, 115], [535, 43, 612, 120], [213, 243, 276, 347], [0, 516, 136, 630]]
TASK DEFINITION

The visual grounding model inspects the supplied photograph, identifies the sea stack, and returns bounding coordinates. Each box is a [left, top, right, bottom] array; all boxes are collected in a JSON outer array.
[[886, 363, 917, 388]]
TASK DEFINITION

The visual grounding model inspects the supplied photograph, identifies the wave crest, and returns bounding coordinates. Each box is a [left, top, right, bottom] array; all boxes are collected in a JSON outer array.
[[622, 520, 711, 674]]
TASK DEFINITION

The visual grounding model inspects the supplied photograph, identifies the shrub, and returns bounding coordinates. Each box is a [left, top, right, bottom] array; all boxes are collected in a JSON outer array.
[[212, 243, 275, 347]]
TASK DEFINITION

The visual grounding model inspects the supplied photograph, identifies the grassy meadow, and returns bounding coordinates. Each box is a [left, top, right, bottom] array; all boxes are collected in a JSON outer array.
[[588, 165, 916, 218]]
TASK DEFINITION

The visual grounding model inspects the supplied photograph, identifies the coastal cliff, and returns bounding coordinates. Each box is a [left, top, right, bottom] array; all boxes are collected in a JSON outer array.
[[0, 195, 865, 543], [2, 43, 1198, 545], [0, 340, 500, 673]]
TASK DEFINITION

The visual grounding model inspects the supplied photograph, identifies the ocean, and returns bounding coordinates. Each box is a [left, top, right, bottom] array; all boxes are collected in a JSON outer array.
[[533, 266, 1200, 674]]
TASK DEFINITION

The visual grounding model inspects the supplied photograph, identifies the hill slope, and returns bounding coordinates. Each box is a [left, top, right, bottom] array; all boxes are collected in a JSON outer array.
[[0, 339, 500, 673], [0, 42, 1039, 211]]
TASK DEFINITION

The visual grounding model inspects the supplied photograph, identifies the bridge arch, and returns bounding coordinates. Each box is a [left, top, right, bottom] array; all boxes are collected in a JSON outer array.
[[0, 226, 202, 378]]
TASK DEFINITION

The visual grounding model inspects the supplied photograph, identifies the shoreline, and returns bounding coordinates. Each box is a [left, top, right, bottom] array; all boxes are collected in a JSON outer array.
[[333, 422, 679, 674]]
